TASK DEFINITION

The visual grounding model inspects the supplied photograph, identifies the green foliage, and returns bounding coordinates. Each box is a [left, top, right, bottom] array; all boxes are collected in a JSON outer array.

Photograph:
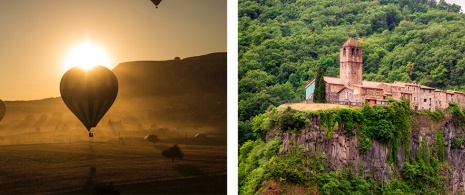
[[418, 109, 445, 122], [337, 109, 360, 136], [314, 65, 326, 102], [435, 128, 446, 162], [239, 120, 255, 146], [446, 102, 465, 127], [451, 135, 463, 149], [320, 110, 339, 139], [251, 113, 270, 140], [267, 151, 308, 183], [238, 138, 282, 194], [277, 107, 309, 132], [397, 138, 446, 194], [400, 159, 445, 194], [316, 171, 371, 195]]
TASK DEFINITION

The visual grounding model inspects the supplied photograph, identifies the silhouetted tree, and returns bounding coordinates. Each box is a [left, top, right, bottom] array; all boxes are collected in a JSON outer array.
[[162, 145, 184, 163], [313, 65, 326, 102]]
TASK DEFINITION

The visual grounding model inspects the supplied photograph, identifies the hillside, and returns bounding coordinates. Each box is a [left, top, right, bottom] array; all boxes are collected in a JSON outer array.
[[239, 0, 465, 144], [112, 52, 227, 131], [0, 52, 226, 144]]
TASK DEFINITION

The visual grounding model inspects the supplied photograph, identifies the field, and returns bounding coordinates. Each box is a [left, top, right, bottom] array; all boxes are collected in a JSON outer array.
[[278, 102, 354, 111], [0, 138, 226, 194]]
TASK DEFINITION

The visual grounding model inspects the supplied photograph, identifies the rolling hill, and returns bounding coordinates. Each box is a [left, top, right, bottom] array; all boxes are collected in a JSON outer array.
[[0, 52, 227, 143]]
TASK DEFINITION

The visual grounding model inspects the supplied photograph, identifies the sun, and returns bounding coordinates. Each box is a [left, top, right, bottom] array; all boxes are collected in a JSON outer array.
[[64, 39, 111, 71]]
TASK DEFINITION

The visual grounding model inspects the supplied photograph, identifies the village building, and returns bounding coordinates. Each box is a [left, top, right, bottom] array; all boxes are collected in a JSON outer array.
[[305, 37, 464, 111]]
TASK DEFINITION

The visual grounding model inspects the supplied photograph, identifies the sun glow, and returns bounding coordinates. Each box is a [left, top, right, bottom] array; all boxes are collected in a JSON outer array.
[[64, 40, 111, 71]]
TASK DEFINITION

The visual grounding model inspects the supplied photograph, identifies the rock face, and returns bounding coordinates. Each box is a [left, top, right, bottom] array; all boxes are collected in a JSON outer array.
[[278, 114, 465, 194]]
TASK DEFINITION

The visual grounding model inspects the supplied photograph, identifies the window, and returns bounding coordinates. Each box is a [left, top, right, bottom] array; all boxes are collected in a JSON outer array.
[[414, 97, 416, 101], [424, 99, 427, 102], [414, 88, 416, 91], [343, 48, 346, 57], [376, 92, 380, 95], [369, 91, 373, 95], [352, 48, 355, 56], [408, 87, 410, 90], [356, 49, 359, 56]]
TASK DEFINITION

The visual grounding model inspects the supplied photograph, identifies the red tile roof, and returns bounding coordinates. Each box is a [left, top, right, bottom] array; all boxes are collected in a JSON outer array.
[[323, 76, 345, 85], [420, 85, 435, 89], [362, 80, 383, 88], [341, 37, 361, 48]]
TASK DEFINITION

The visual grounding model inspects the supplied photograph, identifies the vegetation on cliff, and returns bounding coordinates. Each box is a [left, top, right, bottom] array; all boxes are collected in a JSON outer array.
[[239, 100, 462, 194]]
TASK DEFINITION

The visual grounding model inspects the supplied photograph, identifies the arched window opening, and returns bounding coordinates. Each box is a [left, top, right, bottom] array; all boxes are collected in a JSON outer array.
[[356, 49, 359, 56], [343, 48, 346, 57], [351, 48, 355, 56]]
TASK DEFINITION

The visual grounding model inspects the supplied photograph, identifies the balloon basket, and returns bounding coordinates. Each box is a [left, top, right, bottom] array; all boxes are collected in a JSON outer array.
[[89, 132, 94, 138]]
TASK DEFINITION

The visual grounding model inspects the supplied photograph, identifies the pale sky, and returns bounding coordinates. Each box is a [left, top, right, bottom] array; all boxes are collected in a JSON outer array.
[[444, 0, 465, 12], [0, 0, 226, 100]]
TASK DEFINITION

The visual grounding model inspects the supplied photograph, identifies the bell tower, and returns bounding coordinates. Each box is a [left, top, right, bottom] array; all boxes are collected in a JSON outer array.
[[340, 37, 362, 86]]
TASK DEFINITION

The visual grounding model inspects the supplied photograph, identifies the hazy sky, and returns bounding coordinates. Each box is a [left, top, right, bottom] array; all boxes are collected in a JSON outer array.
[[0, 0, 226, 100], [444, 0, 465, 12]]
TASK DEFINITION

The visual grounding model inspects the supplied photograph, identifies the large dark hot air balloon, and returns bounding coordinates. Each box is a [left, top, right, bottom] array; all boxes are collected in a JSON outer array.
[[0, 99, 5, 123], [60, 66, 118, 137], [151, 0, 162, 8]]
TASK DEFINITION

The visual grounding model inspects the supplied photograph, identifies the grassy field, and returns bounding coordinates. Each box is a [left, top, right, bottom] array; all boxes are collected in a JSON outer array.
[[278, 102, 355, 111], [0, 138, 226, 194]]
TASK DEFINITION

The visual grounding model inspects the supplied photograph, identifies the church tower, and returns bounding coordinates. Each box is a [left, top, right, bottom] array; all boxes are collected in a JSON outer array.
[[340, 37, 362, 86]]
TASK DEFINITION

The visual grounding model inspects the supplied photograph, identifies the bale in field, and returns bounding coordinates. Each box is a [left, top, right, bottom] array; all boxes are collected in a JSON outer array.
[[195, 133, 207, 139], [144, 134, 159, 144], [193, 133, 207, 145]]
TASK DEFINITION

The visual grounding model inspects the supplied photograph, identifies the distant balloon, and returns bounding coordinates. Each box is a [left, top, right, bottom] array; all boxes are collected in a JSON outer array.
[[0, 99, 5, 123], [151, 0, 162, 8], [60, 66, 118, 137]]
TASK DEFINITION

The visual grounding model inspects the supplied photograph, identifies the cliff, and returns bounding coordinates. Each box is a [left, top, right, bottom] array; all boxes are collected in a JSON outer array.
[[276, 111, 463, 194], [239, 101, 465, 194]]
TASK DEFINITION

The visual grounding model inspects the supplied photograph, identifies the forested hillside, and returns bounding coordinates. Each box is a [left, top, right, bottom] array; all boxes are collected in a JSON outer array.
[[239, 0, 465, 145]]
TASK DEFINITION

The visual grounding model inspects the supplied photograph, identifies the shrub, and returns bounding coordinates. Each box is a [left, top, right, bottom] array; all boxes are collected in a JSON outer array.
[[451, 136, 463, 149], [278, 107, 309, 131]]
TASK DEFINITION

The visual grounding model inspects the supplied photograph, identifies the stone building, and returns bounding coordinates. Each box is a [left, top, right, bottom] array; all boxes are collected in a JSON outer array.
[[305, 37, 464, 110]]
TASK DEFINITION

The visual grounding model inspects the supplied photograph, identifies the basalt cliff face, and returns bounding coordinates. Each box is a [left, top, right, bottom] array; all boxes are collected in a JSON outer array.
[[273, 114, 465, 194]]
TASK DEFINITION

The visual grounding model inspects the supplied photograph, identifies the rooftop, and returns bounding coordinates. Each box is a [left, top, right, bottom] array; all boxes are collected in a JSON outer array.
[[341, 37, 361, 48]]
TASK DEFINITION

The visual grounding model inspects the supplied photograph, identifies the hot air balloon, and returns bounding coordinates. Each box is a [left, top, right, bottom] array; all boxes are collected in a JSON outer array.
[[0, 99, 5, 123], [151, 0, 162, 8], [60, 66, 118, 137]]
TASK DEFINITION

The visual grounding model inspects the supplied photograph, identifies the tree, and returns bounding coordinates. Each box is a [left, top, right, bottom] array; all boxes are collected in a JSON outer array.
[[313, 65, 326, 103], [144, 134, 159, 144], [162, 145, 184, 163]]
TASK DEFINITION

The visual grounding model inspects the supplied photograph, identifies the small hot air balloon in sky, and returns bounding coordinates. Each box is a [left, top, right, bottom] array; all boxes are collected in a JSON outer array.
[[60, 66, 118, 137], [0, 99, 5, 123], [151, 0, 162, 8]]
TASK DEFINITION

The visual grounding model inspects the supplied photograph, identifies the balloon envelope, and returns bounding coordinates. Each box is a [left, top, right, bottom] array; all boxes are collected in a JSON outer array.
[[150, 0, 162, 7], [60, 66, 118, 131], [0, 100, 5, 122]]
